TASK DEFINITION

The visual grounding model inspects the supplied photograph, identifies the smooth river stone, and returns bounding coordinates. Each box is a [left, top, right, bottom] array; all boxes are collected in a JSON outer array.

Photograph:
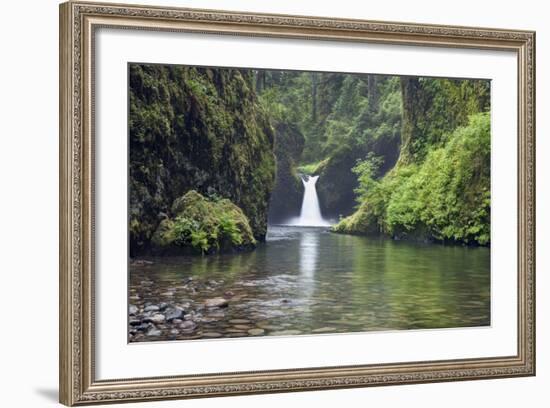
[[226, 328, 247, 333], [144, 305, 160, 312], [247, 328, 265, 336], [204, 298, 229, 308], [228, 319, 250, 324], [226, 332, 247, 338], [150, 314, 166, 324], [146, 327, 162, 336], [255, 321, 280, 330], [232, 324, 252, 330], [269, 330, 302, 336], [128, 305, 138, 315], [201, 332, 223, 338], [311, 327, 336, 334]]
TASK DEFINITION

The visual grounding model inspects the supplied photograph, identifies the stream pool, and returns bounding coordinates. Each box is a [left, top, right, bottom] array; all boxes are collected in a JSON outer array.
[[129, 226, 490, 342]]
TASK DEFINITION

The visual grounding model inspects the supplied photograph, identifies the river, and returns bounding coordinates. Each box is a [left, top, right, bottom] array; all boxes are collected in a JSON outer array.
[[129, 225, 490, 342]]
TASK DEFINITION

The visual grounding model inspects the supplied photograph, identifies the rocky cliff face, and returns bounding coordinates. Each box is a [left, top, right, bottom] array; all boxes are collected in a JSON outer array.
[[129, 64, 276, 255], [399, 77, 490, 163], [268, 122, 305, 224]]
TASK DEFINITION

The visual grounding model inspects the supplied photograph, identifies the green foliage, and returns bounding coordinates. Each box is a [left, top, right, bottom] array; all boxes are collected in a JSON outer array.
[[400, 77, 490, 163], [352, 153, 384, 205], [296, 161, 324, 175], [152, 191, 256, 255], [129, 64, 275, 255], [334, 113, 491, 246]]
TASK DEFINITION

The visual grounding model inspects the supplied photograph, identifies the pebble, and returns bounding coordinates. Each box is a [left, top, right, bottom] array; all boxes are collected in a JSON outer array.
[[270, 330, 302, 336], [144, 305, 160, 312], [201, 332, 223, 338], [179, 320, 197, 330], [247, 328, 265, 336], [165, 307, 184, 322], [226, 332, 247, 337], [147, 327, 162, 336], [311, 327, 336, 334], [204, 298, 229, 308], [228, 319, 250, 324], [129, 305, 138, 315], [150, 314, 166, 324], [232, 324, 251, 330]]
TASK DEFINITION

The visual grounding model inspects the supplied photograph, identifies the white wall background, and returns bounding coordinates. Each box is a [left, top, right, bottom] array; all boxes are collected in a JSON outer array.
[[0, 0, 546, 407]]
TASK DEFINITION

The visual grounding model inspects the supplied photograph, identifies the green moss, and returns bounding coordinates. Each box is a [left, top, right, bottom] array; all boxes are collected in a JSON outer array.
[[334, 113, 491, 246], [129, 65, 275, 255], [152, 191, 256, 255], [296, 161, 324, 175]]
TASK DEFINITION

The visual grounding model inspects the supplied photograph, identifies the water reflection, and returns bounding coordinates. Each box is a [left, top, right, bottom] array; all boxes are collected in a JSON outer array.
[[299, 231, 319, 278], [129, 226, 490, 341]]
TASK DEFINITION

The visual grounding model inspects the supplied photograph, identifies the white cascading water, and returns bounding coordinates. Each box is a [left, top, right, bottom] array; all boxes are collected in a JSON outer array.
[[291, 175, 331, 227]]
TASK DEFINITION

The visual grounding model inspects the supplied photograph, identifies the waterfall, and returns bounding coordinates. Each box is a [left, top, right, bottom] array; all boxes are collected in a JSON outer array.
[[291, 175, 331, 227]]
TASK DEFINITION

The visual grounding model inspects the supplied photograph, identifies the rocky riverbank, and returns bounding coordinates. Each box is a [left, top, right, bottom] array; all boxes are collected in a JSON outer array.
[[129, 261, 317, 342]]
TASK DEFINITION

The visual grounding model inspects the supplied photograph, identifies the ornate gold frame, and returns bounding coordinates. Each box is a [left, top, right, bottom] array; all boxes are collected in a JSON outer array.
[[59, 1, 536, 405]]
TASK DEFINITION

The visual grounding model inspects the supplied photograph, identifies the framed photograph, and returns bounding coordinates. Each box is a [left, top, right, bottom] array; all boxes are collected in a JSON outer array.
[[59, 1, 536, 405]]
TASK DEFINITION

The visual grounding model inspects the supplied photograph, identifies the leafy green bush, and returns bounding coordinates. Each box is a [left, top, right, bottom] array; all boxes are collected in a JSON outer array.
[[334, 113, 491, 246]]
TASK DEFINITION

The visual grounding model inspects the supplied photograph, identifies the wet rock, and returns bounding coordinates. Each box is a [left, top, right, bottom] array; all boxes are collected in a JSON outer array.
[[228, 319, 250, 324], [149, 314, 166, 324], [161, 291, 175, 297], [129, 318, 141, 326], [169, 329, 179, 335], [270, 330, 302, 336], [172, 319, 183, 325], [201, 332, 223, 338], [180, 320, 197, 331], [226, 328, 247, 333], [204, 298, 229, 308], [165, 307, 184, 322], [144, 305, 160, 312], [159, 302, 169, 311], [226, 332, 247, 337], [129, 305, 138, 315], [247, 328, 265, 336], [147, 326, 162, 336], [255, 322, 280, 330], [136, 323, 151, 331], [311, 327, 336, 334], [223, 291, 235, 299], [206, 310, 225, 319], [232, 324, 251, 330]]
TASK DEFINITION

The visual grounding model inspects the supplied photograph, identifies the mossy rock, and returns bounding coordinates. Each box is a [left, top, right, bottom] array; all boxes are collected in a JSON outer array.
[[152, 191, 256, 255], [129, 65, 275, 255], [332, 201, 380, 235], [268, 122, 305, 223]]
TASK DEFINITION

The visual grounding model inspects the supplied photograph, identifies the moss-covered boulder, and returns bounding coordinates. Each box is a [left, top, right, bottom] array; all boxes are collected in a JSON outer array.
[[152, 191, 256, 255], [129, 64, 276, 255]]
